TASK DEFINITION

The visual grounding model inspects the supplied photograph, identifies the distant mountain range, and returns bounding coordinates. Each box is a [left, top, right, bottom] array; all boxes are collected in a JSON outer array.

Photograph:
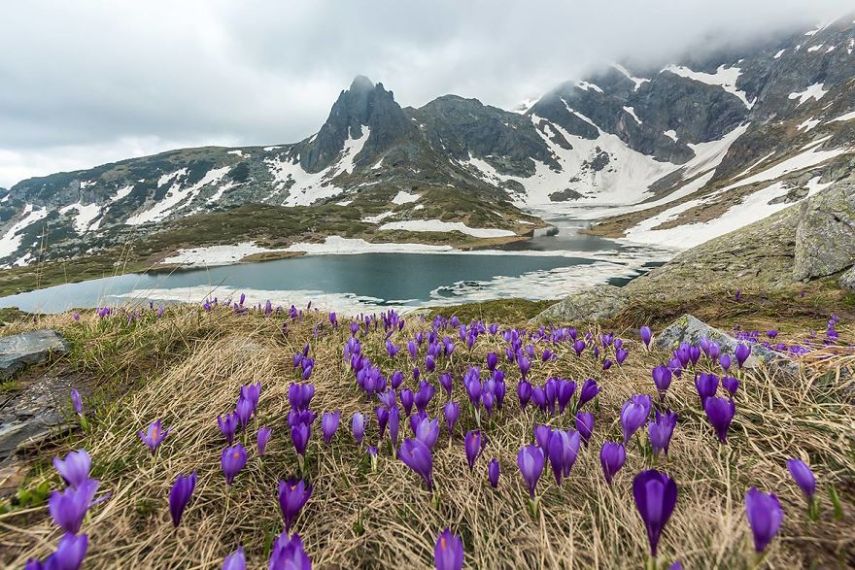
[[1, 14, 854, 268]]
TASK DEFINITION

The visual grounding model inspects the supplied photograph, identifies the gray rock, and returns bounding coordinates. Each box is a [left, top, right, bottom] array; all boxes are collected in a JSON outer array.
[[655, 314, 798, 376], [0, 330, 69, 379], [840, 265, 855, 292], [533, 285, 629, 323], [793, 183, 855, 281]]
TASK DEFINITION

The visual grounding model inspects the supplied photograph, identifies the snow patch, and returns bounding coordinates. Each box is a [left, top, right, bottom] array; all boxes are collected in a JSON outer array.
[[807, 44, 824, 53], [575, 81, 603, 93], [788, 83, 828, 106], [378, 220, 516, 238], [161, 242, 281, 267], [337, 126, 371, 175], [623, 106, 642, 124], [285, 236, 454, 255], [829, 110, 855, 123], [796, 117, 821, 131], [0, 204, 48, 260], [362, 211, 394, 224], [774, 49, 785, 59], [108, 185, 133, 204], [663, 130, 678, 142], [391, 190, 420, 205], [662, 65, 753, 108], [127, 167, 230, 225], [227, 150, 244, 157], [60, 202, 102, 233], [611, 64, 649, 90]]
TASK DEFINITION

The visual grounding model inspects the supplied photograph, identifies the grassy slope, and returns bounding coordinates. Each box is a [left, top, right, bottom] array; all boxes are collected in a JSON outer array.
[[0, 296, 852, 569]]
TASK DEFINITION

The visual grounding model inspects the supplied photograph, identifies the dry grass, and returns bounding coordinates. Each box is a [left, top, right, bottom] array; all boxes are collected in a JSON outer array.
[[0, 305, 853, 569]]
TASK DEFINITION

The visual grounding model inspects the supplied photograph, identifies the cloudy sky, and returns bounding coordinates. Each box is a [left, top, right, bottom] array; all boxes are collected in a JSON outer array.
[[0, 0, 850, 187]]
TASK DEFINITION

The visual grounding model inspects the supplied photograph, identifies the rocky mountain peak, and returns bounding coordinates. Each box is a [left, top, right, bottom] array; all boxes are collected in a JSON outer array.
[[300, 75, 415, 172]]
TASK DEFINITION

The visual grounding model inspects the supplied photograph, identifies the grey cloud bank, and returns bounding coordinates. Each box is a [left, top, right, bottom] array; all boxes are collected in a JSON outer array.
[[0, 0, 850, 187]]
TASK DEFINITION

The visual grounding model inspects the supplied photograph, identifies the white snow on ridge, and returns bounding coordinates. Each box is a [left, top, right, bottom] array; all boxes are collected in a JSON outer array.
[[720, 143, 847, 192], [158, 169, 186, 188], [362, 211, 394, 224], [611, 64, 649, 90], [575, 81, 603, 93], [162, 242, 279, 267], [807, 44, 824, 53], [127, 167, 230, 225], [108, 185, 133, 204], [267, 156, 334, 207], [788, 83, 828, 106], [774, 49, 786, 59], [624, 176, 832, 249], [623, 106, 642, 124], [829, 110, 855, 123], [60, 202, 101, 233], [662, 65, 754, 108], [663, 130, 678, 142], [337, 126, 371, 175], [378, 220, 516, 238], [391, 190, 420, 205], [0, 204, 48, 259], [797, 117, 821, 131]]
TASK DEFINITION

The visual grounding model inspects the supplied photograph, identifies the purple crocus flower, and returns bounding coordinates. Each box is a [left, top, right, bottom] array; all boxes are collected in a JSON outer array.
[[235, 396, 255, 427], [413, 415, 440, 450], [486, 352, 498, 371], [169, 471, 197, 527], [516, 445, 545, 499], [517, 355, 531, 378], [694, 372, 719, 404], [576, 411, 594, 445], [70, 389, 83, 415], [400, 389, 415, 416], [240, 382, 262, 411], [289, 420, 311, 457], [398, 438, 434, 490], [48, 479, 99, 534], [375, 406, 390, 440], [321, 411, 340, 444], [439, 372, 454, 396], [434, 528, 464, 570], [640, 326, 652, 348], [578, 378, 600, 409], [351, 412, 366, 444], [488, 459, 500, 489], [547, 429, 581, 485], [218, 412, 239, 445], [52, 450, 91, 489], [721, 375, 740, 396], [464, 431, 483, 470], [534, 424, 553, 450], [719, 353, 732, 372], [415, 381, 436, 413], [615, 348, 629, 365], [221, 444, 247, 485], [517, 380, 532, 409], [278, 479, 312, 531], [138, 419, 170, 454], [573, 339, 586, 356], [257, 426, 272, 456], [222, 547, 246, 570], [786, 459, 816, 501], [735, 343, 751, 367], [600, 442, 626, 485], [27, 533, 89, 570], [443, 401, 460, 434], [704, 396, 735, 443], [648, 411, 678, 456], [633, 469, 678, 558], [269, 532, 312, 569], [745, 487, 783, 553], [652, 366, 672, 398], [620, 395, 651, 443]]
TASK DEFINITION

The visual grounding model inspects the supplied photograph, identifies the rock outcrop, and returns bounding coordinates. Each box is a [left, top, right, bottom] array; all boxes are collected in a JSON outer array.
[[0, 330, 69, 379], [533, 285, 629, 323], [792, 182, 855, 280]]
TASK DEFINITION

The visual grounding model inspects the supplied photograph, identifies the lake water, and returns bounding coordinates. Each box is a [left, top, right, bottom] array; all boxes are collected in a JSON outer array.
[[0, 214, 672, 314]]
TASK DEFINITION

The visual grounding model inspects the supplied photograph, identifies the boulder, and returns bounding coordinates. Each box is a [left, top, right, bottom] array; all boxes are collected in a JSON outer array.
[[533, 285, 629, 323], [793, 184, 855, 280], [0, 330, 69, 379], [840, 265, 855, 292], [654, 314, 799, 376]]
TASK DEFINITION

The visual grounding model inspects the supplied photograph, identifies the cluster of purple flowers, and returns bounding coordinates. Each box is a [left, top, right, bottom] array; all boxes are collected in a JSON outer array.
[[26, 450, 99, 569]]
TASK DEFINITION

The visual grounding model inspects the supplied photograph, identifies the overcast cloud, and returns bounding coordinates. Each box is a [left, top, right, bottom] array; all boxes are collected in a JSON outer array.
[[0, 0, 851, 187]]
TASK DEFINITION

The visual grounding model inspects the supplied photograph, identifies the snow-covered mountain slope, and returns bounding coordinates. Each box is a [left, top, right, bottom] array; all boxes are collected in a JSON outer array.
[[1, 14, 854, 265]]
